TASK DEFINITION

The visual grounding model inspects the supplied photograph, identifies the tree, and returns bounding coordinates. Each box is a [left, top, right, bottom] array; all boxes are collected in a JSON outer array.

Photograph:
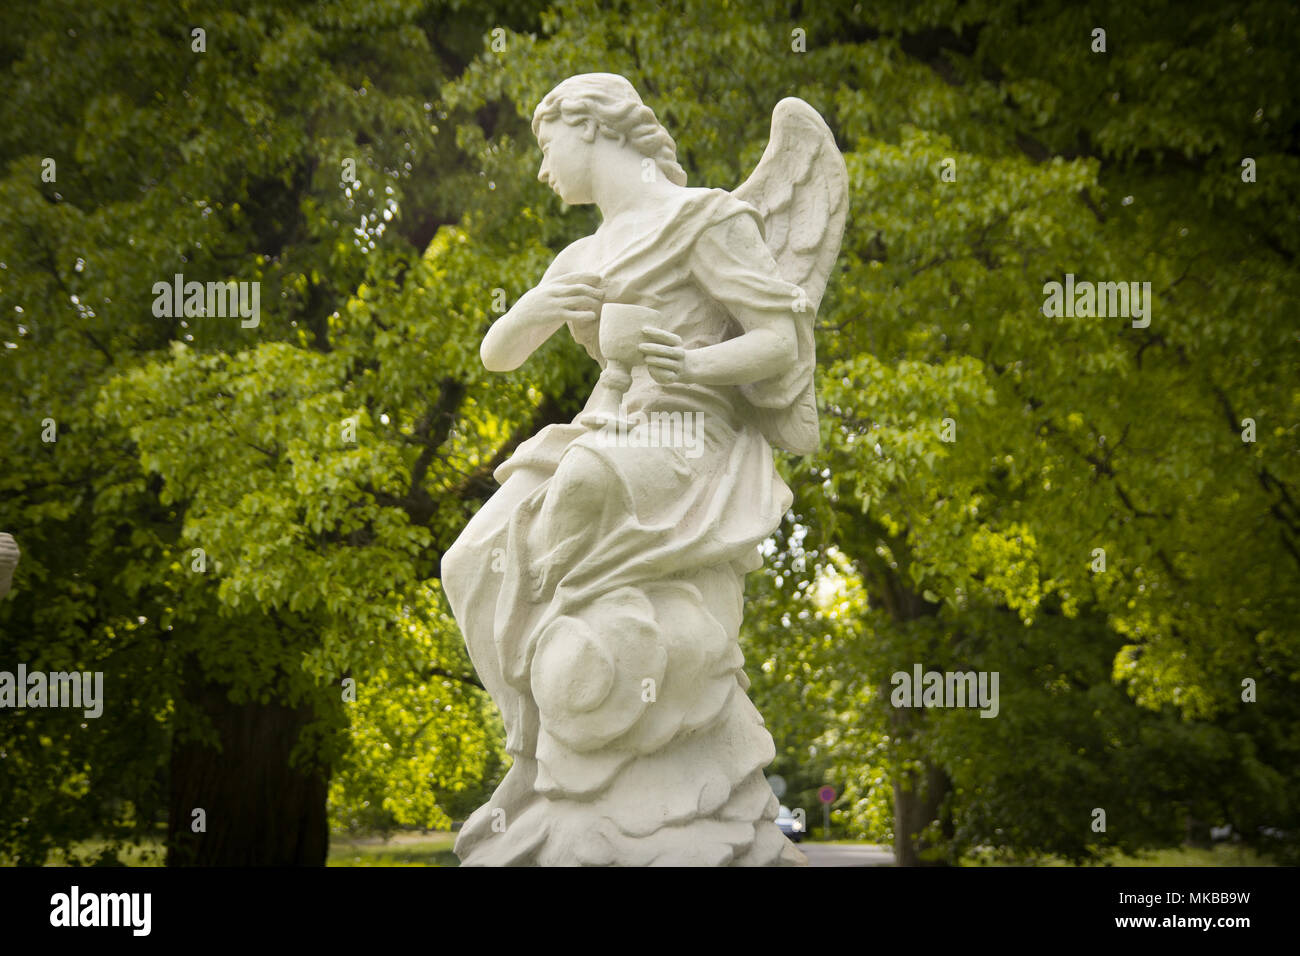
[[0, 0, 543, 865], [3, 0, 1296, 868], [438, 0, 1300, 864]]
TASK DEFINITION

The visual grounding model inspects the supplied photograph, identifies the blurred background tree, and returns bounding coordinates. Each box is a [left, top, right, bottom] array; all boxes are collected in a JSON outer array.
[[1, 0, 1296, 865]]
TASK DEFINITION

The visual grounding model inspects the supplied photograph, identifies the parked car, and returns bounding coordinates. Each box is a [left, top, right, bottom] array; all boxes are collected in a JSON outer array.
[[776, 805, 805, 842]]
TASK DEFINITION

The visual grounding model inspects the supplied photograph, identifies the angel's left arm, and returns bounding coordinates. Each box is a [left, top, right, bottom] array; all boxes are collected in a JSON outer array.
[[679, 213, 802, 387]]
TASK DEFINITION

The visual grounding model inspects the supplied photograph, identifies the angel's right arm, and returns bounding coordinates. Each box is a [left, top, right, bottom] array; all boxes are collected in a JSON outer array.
[[480, 237, 601, 372]]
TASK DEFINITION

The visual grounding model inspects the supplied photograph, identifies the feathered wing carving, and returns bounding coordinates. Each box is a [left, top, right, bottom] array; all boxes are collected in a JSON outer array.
[[733, 98, 849, 456]]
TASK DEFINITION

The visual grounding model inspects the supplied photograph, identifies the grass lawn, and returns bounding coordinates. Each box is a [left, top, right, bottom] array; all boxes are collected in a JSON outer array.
[[5, 830, 460, 867], [960, 843, 1274, 867], [13, 837, 168, 867], [10, 833, 1272, 867], [327, 831, 460, 867]]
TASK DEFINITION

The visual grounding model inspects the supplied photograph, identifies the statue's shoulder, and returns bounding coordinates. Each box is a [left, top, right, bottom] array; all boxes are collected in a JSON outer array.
[[672, 188, 765, 257], [545, 233, 599, 276], [671, 188, 764, 247], [678, 186, 757, 217]]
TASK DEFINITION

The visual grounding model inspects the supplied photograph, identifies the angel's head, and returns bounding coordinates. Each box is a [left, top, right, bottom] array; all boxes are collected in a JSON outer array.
[[531, 73, 687, 202]]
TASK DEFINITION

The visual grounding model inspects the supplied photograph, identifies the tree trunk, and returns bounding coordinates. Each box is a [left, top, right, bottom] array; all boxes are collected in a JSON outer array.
[[892, 761, 953, 866], [847, 525, 954, 867], [166, 660, 332, 866]]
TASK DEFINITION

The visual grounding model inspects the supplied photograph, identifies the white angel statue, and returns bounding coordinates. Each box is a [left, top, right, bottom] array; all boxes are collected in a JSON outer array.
[[441, 73, 847, 866]]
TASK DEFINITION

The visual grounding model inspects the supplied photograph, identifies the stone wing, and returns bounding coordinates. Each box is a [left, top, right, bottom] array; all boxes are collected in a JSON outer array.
[[733, 98, 849, 456]]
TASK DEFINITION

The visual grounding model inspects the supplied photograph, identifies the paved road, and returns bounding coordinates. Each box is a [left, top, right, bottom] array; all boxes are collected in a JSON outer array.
[[799, 843, 895, 866]]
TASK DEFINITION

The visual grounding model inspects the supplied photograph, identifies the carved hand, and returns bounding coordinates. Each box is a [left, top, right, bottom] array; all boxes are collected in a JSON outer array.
[[480, 271, 603, 371], [521, 272, 603, 330], [639, 327, 689, 384], [641, 323, 795, 388]]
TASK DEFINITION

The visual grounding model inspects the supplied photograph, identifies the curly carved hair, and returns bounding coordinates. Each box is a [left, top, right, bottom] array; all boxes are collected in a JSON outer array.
[[531, 73, 688, 186]]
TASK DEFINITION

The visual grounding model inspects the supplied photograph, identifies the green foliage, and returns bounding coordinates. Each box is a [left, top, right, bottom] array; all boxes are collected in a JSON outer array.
[[0, 0, 544, 860], [2, 0, 1296, 866]]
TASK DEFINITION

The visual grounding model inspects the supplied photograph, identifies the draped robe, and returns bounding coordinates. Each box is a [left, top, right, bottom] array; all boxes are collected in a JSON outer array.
[[443, 187, 807, 865]]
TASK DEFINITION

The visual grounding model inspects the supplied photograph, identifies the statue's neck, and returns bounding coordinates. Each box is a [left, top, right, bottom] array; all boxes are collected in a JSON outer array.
[[593, 175, 684, 222]]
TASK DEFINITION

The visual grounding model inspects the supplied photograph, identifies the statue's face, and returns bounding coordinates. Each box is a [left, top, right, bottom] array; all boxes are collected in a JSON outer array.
[[536, 116, 595, 205]]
